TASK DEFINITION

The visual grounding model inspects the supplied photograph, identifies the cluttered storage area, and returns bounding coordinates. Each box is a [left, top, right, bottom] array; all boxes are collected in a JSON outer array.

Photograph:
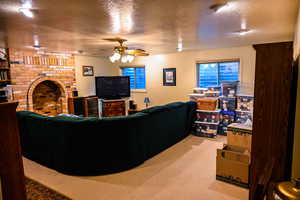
[[189, 81, 253, 188]]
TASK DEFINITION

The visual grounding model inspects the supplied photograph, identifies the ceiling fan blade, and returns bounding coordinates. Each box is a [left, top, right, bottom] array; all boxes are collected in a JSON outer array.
[[128, 49, 145, 52], [103, 38, 149, 56], [127, 52, 149, 56], [127, 49, 147, 54], [103, 38, 127, 43]]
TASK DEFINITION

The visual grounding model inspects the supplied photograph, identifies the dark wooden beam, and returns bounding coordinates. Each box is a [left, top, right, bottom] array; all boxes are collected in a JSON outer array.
[[0, 102, 27, 200]]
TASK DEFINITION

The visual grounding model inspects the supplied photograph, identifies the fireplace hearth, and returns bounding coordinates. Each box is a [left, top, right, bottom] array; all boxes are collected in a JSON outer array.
[[32, 80, 64, 116]]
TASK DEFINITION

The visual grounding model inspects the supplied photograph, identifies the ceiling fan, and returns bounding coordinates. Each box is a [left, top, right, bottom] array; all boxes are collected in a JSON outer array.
[[103, 38, 149, 63]]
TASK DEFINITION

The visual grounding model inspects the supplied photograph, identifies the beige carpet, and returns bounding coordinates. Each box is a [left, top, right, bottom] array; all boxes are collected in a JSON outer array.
[[23, 135, 248, 200]]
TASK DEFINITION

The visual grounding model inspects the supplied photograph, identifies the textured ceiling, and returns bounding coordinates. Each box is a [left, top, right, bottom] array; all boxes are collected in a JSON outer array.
[[0, 0, 299, 56]]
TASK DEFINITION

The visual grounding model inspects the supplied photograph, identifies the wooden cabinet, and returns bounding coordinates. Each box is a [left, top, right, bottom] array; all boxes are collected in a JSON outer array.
[[84, 96, 99, 117], [68, 97, 85, 116], [250, 42, 294, 200], [68, 96, 100, 117], [99, 99, 126, 117], [0, 102, 27, 200]]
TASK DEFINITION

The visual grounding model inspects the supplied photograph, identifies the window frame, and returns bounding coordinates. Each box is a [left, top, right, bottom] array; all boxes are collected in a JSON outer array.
[[196, 59, 240, 88], [120, 65, 147, 92]]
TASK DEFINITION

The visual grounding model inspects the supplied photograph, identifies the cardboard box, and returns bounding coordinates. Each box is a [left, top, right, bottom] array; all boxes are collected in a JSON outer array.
[[197, 98, 218, 110], [216, 145, 250, 188], [227, 123, 252, 151]]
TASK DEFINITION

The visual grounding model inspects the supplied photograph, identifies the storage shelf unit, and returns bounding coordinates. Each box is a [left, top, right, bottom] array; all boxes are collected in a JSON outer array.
[[0, 48, 11, 103], [98, 99, 127, 117]]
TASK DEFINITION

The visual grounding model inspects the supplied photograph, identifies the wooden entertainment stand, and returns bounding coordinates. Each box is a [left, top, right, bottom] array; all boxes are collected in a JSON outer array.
[[68, 97, 128, 117], [98, 99, 128, 117]]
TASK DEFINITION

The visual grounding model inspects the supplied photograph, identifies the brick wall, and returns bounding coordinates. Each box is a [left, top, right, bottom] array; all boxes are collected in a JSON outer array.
[[9, 49, 76, 112]]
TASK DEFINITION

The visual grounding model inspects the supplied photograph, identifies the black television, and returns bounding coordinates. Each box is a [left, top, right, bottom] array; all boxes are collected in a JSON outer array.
[[95, 76, 130, 99]]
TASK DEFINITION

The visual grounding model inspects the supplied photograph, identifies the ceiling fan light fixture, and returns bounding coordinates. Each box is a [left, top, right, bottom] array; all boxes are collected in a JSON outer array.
[[112, 52, 121, 60], [19, 7, 34, 18], [121, 56, 128, 63], [109, 56, 116, 63], [19, 1, 34, 18], [105, 38, 147, 63], [127, 55, 134, 62]]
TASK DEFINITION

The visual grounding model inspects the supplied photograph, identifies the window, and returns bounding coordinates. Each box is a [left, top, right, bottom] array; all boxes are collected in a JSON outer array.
[[121, 67, 146, 89], [197, 61, 239, 88]]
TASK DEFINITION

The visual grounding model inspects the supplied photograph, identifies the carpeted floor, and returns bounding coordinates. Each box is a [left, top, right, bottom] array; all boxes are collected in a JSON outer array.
[[23, 135, 248, 200], [26, 177, 72, 200]]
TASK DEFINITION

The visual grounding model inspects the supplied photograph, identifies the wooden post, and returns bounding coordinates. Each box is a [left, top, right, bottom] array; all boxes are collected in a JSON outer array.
[[0, 102, 27, 200], [250, 42, 294, 200]]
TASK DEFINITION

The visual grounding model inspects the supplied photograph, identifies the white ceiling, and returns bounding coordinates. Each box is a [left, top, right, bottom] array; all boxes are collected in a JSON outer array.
[[0, 0, 299, 56]]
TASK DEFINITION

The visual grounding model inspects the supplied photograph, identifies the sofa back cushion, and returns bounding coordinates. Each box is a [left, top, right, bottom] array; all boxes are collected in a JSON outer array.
[[140, 102, 190, 158]]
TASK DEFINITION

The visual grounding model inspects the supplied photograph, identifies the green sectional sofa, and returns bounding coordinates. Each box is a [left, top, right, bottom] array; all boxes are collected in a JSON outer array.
[[17, 101, 196, 176]]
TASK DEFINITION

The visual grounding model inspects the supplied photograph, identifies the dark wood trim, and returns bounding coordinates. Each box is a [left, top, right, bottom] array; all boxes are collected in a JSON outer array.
[[250, 42, 294, 200], [285, 57, 299, 179], [0, 102, 27, 200]]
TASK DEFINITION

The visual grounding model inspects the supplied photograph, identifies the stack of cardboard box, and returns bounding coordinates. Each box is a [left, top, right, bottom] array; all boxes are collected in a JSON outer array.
[[216, 123, 252, 188]]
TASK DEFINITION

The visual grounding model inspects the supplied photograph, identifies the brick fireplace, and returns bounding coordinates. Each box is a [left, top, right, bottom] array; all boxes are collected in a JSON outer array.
[[9, 49, 76, 115]]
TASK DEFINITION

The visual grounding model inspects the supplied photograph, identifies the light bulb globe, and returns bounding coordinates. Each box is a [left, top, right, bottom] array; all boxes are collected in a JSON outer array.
[[121, 56, 128, 63], [127, 55, 134, 62], [113, 52, 121, 60]]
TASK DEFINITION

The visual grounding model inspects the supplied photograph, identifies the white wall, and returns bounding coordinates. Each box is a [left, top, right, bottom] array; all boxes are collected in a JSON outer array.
[[117, 46, 256, 109], [292, 5, 300, 179], [75, 55, 117, 96]]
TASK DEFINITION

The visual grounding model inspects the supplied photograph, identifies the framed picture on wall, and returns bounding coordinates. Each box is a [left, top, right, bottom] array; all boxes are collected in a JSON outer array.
[[82, 66, 94, 76], [163, 68, 176, 86]]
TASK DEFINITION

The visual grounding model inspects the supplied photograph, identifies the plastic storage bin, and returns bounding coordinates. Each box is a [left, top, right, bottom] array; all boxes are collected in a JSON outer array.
[[197, 98, 218, 110], [188, 93, 205, 101], [221, 81, 239, 97], [196, 110, 220, 123], [193, 88, 207, 94], [218, 110, 236, 135], [219, 97, 237, 111], [205, 86, 221, 97], [237, 94, 254, 111], [194, 122, 218, 138], [235, 110, 253, 125]]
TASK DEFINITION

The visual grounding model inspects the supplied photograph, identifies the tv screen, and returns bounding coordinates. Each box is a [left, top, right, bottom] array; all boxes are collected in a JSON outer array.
[[95, 76, 130, 99]]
